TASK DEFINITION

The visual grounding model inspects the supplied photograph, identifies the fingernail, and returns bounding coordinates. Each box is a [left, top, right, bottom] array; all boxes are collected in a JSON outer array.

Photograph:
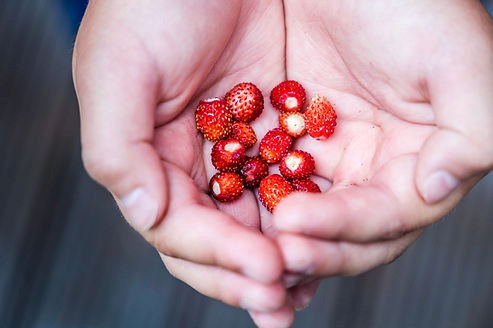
[[423, 171, 459, 203], [119, 188, 158, 231], [293, 292, 313, 311], [283, 273, 302, 288]]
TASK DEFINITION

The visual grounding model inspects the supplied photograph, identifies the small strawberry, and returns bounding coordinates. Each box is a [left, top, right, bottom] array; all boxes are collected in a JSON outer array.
[[209, 172, 244, 202], [240, 156, 269, 189], [258, 174, 294, 212], [211, 138, 246, 172], [291, 178, 321, 193], [229, 122, 257, 149], [195, 98, 232, 142], [279, 150, 315, 180], [304, 95, 337, 140], [225, 82, 264, 123], [259, 128, 293, 164], [279, 111, 306, 138], [270, 80, 306, 112]]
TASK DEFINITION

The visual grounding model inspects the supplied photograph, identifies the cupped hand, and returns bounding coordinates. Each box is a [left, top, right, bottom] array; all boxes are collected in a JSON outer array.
[[265, 0, 493, 313], [73, 0, 297, 322], [73, 0, 493, 326]]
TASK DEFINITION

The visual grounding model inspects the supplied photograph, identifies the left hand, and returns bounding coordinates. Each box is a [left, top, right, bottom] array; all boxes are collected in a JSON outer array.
[[252, 0, 493, 324]]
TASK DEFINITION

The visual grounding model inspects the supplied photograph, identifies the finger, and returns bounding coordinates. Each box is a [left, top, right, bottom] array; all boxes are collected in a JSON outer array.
[[282, 273, 305, 289], [74, 27, 166, 231], [288, 280, 320, 311], [276, 230, 422, 277], [249, 303, 295, 328], [274, 155, 459, 242], [417, 9, 493, 203], [144, 163, 283, 284], [161, 255, 286, 313], [215, 189, 261, 229]]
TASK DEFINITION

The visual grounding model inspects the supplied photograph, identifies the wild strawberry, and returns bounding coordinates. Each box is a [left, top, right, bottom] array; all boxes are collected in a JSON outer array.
[[225, 82, 264, 123], [259, 128, 293, 164], [229, 122, 257, 149], [270, 80, 306, 112], [240, 156, 269, 189], [279, 111, 306, 138], [258, 174, 294, 212], [195, 98, 232, 141], [211, 138, 246, 172], [291, 178, 321, 193], [304, 95, 337, 140], [279, 150, 315, 180], [209, 172, 244, 202]]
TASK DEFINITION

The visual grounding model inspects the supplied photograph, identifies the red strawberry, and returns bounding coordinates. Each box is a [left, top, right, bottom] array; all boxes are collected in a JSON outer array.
[[259, 128, 293, 164], [304, 95, 337, 140], [225, 82, 264, 122], [229, 122, 257, 149], [291, 178, 321, 193], [258, 174, 294, 212], [279, 150, 315, 180], [270, 80, 306, 112], [209, 172, 244, 202], [211, 138, 246, 172], [240, 156, 269, 189], [279, 111, 306, 138], [195, 98, 232, 141]]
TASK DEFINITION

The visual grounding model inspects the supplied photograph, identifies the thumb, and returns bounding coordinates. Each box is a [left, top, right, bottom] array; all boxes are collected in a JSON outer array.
[[73, 36, 167, 231], [416, 129, 492, 204], [416, 15, 493, 204]]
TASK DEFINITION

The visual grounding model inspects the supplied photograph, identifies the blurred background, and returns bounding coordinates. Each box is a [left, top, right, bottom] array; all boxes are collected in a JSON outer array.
[[1, 1, 493, 327]]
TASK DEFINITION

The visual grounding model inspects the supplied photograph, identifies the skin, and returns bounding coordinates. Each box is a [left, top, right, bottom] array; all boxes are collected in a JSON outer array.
[[73, 0, 493, 327]]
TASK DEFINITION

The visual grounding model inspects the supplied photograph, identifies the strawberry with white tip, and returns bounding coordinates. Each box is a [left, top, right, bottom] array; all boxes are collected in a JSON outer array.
[[211, 138, 246, 172], [279, 150, 315, 180], [270, 80, 306, 112], [279, 111, 306, 138], [209, 172, 244, 202]]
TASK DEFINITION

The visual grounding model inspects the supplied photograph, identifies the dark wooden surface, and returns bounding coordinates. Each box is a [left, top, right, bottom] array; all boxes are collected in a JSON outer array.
[[1, 1, 493, 327]]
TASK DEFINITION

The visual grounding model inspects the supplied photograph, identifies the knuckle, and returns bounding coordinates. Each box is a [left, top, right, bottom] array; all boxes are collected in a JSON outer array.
[[81, 146, 127, 185], [383, 230, 421, 266], [161, 256, 180, 279], [382, 246, 404, 266], [333, 243, 355, 276], [146, 231, 174, 258], [217, 283, 241, 307], [481, 151, 493, 171], [465, 137, 493, 172], [384, 215, 409, 240]]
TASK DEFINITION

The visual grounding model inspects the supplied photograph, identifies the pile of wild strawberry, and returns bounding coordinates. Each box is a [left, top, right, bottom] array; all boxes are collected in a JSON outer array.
[[195, 80, 337, 213]]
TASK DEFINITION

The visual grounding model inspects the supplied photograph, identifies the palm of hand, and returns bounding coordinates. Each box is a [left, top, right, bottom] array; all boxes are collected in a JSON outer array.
[[150, 1, 286, 230], [153, 5, 437, 312], [155, 0, 443, 266], [277, 1, 438, 224], [265, 2, 493, 291]]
